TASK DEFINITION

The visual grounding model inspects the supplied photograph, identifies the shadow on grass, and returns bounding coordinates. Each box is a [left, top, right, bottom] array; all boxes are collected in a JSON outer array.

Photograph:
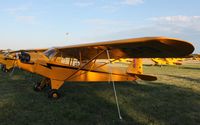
[[0, 76, 140, 125], [164, 74, 200, 83], [0, 73, 200, 125], [180, 66, 200, 70], [112, 81, 200, 125]]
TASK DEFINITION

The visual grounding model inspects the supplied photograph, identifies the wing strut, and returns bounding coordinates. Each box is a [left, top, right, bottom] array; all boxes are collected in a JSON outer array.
[[106, 50, 123, 120], [9, 59, 17, 77], [64, 49, 107, 81]]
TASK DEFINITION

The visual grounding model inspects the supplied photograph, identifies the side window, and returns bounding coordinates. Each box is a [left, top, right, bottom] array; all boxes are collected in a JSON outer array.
[[43, 48, 58, 59]]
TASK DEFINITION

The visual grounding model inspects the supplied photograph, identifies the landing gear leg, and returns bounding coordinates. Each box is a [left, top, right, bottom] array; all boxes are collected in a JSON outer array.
[[34, 78, 50, 91], [48, 79, 64, 99]]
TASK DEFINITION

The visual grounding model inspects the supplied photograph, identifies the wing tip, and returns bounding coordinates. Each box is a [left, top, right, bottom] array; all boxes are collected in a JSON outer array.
[[159, 38, 195, 57]]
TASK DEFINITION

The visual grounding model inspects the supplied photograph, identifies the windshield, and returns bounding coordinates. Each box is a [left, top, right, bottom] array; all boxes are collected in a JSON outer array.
[[43, 48, 58, 59]]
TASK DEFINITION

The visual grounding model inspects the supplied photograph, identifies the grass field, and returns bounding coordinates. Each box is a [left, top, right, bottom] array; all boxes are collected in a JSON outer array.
[[0, 63, 200, 125]]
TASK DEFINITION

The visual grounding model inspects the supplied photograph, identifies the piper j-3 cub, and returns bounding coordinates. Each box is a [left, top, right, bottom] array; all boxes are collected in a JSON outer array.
[[7, 37, 194, 99]]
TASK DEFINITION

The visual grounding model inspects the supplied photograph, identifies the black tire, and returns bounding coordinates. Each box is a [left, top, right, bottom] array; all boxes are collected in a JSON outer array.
[[5, 69, 8, 73], [2, 65, 6, 72], [48, 89, 60, 99]]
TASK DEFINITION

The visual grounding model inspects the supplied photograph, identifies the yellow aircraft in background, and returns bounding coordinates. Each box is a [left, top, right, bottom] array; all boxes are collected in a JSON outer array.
[[110, 58, 132, 63], [151, 58, 184, 66], [1, 37, 194, 99], [0, 49, 46, 72], [197, 55, 200, 61], [193, 54, 200, 61], [0, 50, 16, 72]]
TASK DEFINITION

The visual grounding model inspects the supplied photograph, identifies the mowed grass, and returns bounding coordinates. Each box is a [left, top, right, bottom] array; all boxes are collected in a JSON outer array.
[[0, 63, 200, 125]]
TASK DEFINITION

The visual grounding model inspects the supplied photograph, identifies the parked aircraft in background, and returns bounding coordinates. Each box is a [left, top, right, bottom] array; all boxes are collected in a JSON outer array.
[[151, 58, 184, 66]]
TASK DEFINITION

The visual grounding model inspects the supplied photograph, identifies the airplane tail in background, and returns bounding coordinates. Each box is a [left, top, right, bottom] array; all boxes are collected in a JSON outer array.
[[127, 58, 157, 81]]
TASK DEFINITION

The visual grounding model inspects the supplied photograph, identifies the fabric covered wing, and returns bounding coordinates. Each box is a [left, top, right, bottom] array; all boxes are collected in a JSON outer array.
[[56, 37, 194, 60], [10, 48, 47, 54]]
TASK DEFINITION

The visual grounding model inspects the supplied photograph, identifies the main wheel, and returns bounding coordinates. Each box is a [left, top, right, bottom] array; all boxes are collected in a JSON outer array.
[[48, 89, 60, 99], [5, 69, 8, 72]]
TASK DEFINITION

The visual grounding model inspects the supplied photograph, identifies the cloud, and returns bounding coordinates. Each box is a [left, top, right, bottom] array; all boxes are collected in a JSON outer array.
[[85, 19, 120, 25], [81, 18, 139, 42], [84, 16, 200, 38], [121, 0, 144, 5], [101, 5, 120, 13], [101, 0, 144, 13], [5, 7, 29, 15], [16, 16, 36, 23], [4, 3, 32, 15], [84, 18, 133, 29], [4, 4, 36, 24], [74, 2, 94, 7], [150, 15, 200, 31], [74, 0, 144, 13], [151, 15, 200, 24]]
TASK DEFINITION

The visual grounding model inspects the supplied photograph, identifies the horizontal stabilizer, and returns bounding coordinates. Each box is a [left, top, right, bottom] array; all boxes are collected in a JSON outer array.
[[127, 73, 157, 81]]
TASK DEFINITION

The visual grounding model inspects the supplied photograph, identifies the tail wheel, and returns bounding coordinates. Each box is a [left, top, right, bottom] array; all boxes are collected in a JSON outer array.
[[48, 89, 60, 99]]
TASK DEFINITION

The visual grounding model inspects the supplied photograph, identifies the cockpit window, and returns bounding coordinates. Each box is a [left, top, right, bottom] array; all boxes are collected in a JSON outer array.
[[43, 48, 58, 59], [3, 52, 9, 57]]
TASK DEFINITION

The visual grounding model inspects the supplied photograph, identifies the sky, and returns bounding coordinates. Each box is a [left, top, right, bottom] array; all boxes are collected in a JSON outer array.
[[0, 0, 200, 53]]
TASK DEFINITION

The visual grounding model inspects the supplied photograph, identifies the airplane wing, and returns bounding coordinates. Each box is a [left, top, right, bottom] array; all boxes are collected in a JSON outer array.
[[9, 48, 47, 54], [55, 37, 194, 59]]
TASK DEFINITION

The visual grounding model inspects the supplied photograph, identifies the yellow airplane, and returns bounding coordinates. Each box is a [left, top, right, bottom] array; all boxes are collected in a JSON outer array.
[[0, 50, 16, 72], [151, 58, 184, 65], [110, 58, 132, 64], [0, 49, 46, 72], [193, 54, 200, 61], [4, 37, 194, 99], [197, 55, 200, 61]]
